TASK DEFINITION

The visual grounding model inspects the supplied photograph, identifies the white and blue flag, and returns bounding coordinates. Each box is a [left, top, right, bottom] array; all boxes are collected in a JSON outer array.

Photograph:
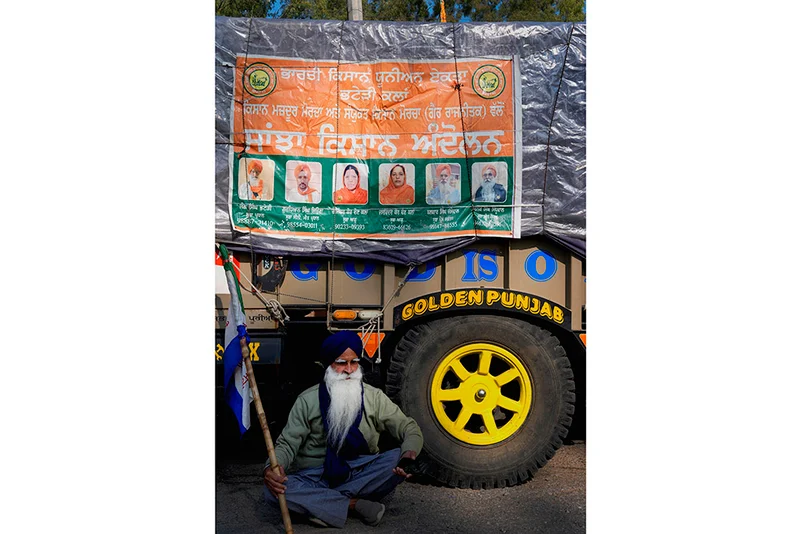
[[222, 268, 252, 434]]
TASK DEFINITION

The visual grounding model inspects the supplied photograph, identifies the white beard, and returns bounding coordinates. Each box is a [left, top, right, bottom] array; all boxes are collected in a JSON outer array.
[[479, 183, 495, 201], [324, 366, 364, 453]]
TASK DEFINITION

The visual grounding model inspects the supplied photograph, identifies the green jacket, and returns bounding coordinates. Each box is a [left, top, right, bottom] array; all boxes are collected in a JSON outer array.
[[268, 383, 424, 473]]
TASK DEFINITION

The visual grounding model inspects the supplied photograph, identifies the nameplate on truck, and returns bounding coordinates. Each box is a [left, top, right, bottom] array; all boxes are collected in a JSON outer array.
[[214, 309, 279, 330], [393, 289, 571, 330]]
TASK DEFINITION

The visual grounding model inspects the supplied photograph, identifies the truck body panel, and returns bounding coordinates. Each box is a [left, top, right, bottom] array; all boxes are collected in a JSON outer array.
[[217, 236, 584, 333]]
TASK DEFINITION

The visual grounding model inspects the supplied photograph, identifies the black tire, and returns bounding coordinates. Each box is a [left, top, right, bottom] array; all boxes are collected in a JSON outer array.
[[386, 315, 575, 489]]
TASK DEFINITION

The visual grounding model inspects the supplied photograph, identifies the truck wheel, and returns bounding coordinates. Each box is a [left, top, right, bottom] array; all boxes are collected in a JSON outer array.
[[386, 315, 575, 489]]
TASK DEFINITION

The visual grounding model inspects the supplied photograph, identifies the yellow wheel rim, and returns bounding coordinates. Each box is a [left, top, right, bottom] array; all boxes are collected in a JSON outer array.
[[430, 342, 533, 445]]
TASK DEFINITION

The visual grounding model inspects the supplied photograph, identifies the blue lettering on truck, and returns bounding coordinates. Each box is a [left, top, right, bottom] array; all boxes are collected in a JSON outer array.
[[462, 250, 499, 282], [289, 260, 320, 281], [524, 250, 557, 282], [344, 261, 377, 281], [407, 261, 437, 282]]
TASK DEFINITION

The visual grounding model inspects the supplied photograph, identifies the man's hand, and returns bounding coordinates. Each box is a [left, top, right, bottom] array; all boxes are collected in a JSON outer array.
[[264, 465, 288, 496], [393, 450, 416, 479]]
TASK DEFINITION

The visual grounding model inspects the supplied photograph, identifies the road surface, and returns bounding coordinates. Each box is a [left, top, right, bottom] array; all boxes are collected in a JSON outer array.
[[216, 441, 585, 533]]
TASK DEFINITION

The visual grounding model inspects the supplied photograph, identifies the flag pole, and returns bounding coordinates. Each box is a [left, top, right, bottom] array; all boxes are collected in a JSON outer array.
[[219, 244, 294, 534]]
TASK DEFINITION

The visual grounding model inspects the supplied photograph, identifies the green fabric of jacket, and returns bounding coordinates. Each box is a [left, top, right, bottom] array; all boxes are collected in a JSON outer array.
[[267, 383, 424, 473]]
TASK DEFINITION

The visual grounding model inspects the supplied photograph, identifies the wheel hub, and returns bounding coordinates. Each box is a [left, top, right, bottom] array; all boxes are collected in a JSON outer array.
[[430, 342, 533, 446]]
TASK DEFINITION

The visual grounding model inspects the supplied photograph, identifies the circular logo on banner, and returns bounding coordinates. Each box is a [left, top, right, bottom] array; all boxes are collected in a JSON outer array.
[[243, 62, 277, 97], [472, 65, 506, 100]]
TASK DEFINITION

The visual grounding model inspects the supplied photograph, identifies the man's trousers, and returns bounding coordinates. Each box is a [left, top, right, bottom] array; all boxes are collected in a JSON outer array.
[[264, 448, 404, 528]]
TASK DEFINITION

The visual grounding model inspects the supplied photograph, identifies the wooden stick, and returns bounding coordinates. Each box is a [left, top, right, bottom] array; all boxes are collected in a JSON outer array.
[[241, 337, 294, 534]]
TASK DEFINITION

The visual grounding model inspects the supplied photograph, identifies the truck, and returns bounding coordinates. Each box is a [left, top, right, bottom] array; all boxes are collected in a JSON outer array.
[[215, 17, 586, 490]]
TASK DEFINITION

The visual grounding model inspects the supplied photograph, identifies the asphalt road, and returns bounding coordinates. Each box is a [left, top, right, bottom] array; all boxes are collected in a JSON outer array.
[[216, 441, 585, 533]]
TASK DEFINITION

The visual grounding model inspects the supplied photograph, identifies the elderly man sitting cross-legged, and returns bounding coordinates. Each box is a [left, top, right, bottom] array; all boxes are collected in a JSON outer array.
[[263, 331, 424, 528]]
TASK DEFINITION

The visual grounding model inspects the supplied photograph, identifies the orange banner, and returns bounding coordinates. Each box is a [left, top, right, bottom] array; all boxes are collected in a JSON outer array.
[[232, 57, 515, 161]]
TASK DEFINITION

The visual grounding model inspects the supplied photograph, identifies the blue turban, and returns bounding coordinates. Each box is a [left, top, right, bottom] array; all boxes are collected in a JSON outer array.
[[319, 331, 363, 366]]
